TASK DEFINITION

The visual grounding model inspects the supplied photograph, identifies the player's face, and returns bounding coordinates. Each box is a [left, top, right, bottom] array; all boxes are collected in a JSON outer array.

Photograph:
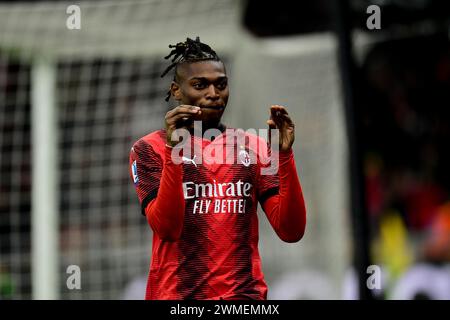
[[172, 60, 229, 127]]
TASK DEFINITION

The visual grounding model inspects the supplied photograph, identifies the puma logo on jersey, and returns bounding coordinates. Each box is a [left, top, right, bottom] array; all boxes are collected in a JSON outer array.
[[182, 155, 197, 167]]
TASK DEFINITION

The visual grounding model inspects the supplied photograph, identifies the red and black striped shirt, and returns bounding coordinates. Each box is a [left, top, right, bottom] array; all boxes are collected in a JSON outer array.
[[129, 127, 306, 300]]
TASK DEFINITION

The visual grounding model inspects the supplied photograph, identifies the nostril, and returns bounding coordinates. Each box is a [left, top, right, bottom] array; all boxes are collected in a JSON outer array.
[[207, 85, 219, 97]]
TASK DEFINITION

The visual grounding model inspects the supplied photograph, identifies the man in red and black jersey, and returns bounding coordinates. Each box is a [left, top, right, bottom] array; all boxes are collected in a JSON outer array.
[[129, 37, 306, 300]]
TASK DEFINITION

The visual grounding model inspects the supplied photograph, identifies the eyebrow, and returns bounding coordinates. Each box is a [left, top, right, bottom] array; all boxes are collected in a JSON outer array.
[[189, 76, 228, 82]]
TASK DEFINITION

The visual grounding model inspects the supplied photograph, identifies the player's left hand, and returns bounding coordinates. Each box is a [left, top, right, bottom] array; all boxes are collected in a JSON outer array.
[[266, 105, 295, 152]]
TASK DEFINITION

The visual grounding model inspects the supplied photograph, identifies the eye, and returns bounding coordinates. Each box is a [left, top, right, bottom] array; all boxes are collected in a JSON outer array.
[[216, 80, 228, 90], [193, 82, 206, 89]]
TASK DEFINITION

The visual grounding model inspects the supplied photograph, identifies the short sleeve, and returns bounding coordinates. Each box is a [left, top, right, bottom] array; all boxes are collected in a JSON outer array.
[[129, 139, 163, 216]]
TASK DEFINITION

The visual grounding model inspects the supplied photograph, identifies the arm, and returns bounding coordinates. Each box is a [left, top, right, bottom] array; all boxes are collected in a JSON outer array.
[[130, 105, 201, 241], [261, 105, 306, 242], [130, 142, 185, 242], [144, 145, 185, 242], [261, 149, 306, 242]]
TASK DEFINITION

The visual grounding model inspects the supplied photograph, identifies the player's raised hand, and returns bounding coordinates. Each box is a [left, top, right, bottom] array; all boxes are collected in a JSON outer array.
[[165, 105, 201, 147], [266, 105, 295, 152]]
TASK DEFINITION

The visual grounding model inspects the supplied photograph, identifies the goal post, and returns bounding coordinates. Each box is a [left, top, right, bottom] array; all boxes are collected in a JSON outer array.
[[31, 56, 59, 300]]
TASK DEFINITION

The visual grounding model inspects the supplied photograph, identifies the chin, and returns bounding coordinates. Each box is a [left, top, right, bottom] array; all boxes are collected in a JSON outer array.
[[201, 117, 223, 129], [200, 110, 224, 122]]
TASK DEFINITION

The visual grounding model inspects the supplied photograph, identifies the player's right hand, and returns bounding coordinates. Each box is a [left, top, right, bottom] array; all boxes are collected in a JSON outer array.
[[165, 105, 201, 147]]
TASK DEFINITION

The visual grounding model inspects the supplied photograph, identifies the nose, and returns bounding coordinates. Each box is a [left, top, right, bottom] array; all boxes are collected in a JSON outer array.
[[206, 84, 219, 100]]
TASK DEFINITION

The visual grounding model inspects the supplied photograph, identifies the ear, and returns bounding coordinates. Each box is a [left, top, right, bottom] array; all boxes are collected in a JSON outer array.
[[170, 81, 182, 101]]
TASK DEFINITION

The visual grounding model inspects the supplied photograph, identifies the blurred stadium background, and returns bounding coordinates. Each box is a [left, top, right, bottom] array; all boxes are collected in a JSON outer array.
[[0, 0, 449, 300]]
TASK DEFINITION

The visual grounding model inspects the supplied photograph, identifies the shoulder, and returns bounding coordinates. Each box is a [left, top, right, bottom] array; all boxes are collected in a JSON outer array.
[[131, 129, 167, 158]]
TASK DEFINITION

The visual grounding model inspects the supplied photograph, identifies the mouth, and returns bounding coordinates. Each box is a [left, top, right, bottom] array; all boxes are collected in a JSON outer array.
[[200, 105, 225, 111]]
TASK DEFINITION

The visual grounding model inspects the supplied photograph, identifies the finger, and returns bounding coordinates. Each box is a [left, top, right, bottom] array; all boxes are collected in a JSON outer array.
[[266, 119, 277, 129], [168, 105, 200, 117], [270, 109, 285, 128], [178, 104, 200, 112], [171, 112, 198, 121], [270, 106, 282, 118], [270, 105, 288, 116], [280, 113, 293, 126], [272, 106, 292, 127], [269, 108, 279, 118], [277, 116, 294, 131], [167, 113, 197, 125], [166, 111, 200, 123], [270, 106, 284, 120], [271, 117, 284, 130], [168, 106, 202, 118]]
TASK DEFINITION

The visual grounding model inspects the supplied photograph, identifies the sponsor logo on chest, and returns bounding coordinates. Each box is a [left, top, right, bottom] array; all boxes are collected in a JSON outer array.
[[182, 180, 252, 214]]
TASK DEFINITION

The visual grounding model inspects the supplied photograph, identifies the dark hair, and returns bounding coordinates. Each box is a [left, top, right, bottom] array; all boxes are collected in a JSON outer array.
[[161, 36, 221, 101]]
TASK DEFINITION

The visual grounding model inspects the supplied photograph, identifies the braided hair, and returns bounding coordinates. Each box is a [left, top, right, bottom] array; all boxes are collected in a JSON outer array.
[[161, 36, 221, 101]]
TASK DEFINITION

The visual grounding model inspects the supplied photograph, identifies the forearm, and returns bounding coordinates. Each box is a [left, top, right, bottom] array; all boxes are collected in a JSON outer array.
[[145, 146, 185, 241], [263, 150, 306, 242]]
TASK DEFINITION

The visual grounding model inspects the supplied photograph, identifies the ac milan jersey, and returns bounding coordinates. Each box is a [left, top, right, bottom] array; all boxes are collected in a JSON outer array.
[[129, 127, 302, 300]]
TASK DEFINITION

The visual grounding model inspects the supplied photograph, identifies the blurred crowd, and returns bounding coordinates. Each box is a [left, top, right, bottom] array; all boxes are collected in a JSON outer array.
[[360, 33, 450, 298]]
